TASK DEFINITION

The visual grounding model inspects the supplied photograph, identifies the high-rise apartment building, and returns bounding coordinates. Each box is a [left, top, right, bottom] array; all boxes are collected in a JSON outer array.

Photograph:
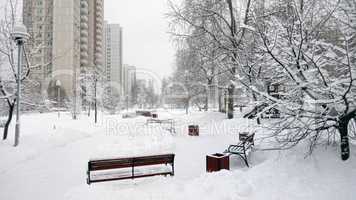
[[23, 0, 54, 83], [104, 23, 123, 94], [123, 65, 137, 104], [23, 0, 104, 100]]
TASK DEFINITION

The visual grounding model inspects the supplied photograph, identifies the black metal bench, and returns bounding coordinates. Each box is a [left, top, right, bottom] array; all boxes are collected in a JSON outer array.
[[224, 132, 255, 167], [87, 154, 175, 184], [146, 119, 176, 133]]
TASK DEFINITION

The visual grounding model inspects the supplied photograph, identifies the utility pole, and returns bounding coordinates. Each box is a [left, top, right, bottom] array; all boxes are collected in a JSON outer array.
[[11, 23, 29, 147]]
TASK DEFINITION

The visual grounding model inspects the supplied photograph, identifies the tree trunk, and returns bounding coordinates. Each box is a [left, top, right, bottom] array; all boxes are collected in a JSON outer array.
[[3, 101, 15, 140], [226, 0, 239, 119], [218, 88, 223, 112], [338, 120, 350, 161], [228, 84, 234, 119], [185, 98, 189, 115], [205, 95, 208, 111], [88, 103, 91, 117], [337, 110, 356, 161], [223, 91, 227, 113]]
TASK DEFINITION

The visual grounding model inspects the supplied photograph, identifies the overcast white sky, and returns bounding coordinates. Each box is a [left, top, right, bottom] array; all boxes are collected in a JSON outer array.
[[104, 0, 175, 79]]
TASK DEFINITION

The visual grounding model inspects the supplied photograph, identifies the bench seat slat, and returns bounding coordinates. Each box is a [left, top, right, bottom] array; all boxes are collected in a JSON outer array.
[[134, 160, 172, 166], [90, 172, 173, 183]]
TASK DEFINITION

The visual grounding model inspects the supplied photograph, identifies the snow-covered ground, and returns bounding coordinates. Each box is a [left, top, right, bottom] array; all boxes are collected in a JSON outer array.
[[0, 110, 355, 200]]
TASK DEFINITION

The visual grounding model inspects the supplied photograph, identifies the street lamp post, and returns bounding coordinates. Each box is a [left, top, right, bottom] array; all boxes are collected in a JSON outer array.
[[11, 23, 29, 147], [94, 76, 97, 124], [56, 80, 61, 119]]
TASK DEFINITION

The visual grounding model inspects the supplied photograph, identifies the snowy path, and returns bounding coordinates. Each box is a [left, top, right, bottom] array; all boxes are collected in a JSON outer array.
[[0, 111, 355, 200]]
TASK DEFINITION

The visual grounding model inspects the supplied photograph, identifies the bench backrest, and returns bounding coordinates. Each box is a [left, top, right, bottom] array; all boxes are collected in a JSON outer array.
[[134, 154, 174, 167], [89, 154, 175, 171], [239, 132, 255, 144]]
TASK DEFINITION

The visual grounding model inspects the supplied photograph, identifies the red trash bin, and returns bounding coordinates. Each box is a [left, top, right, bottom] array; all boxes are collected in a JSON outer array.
[[188, 125, 199, 136], [206, 153, 230, 172]]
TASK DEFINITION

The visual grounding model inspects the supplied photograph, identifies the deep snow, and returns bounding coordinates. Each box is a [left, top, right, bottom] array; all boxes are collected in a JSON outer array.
[[0, 110, 355, 200]]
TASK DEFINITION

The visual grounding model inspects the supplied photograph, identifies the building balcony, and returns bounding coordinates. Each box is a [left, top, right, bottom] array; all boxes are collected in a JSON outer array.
[[80, 43, 88, 50], [95, 11, 103, 18], [96, 3, 103, 9], [81, 9, 88, 15], [96, 34, 102, 41], [96, 18, 103, 26], [96, 21, 103, 29], [80, 52, 89, 58], [80, 15, 88, 23], [80, 30, 88, 37], [80, 23, 88, 30], [81, 0, 88, 7], [80, 39, 89, 46], [80, 48, 88, 54], [96, 40, 103, 47], [96, 0, 103, 7], [80, 3, 89, 15], [80, 36, 88, 43], [81, 5, 88, 11], [96, 27, 103, 33]]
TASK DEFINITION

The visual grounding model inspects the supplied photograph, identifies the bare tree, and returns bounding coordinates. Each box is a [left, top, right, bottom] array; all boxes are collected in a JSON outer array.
[[0, 0, 30, 140], [0, 0, 49, 140], [168, 0, 355, 159], [168, 0, 255, 118], [233, 0, 356, 160]]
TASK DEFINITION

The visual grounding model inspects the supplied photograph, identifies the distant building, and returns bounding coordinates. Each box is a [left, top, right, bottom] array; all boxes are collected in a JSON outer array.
[[122, 65, 137, 105], [23, 0, 105, 100], [23, 0, 54, 86], [104, 23, 123, 96]]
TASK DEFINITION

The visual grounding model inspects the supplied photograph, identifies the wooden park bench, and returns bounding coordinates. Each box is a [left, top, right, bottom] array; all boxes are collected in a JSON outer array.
[[136, 110, 152, 117], [146, 118, 176, 133], [224, 132, 255, 167], [87, 154, 175, 184]]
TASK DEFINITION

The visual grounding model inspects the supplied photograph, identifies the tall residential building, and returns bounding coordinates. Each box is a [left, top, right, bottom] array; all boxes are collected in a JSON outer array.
[[104, 23, 123, 95], [23, 0, 104, 100], [123, 65, 137, 103], [23, 0, 54, 83]]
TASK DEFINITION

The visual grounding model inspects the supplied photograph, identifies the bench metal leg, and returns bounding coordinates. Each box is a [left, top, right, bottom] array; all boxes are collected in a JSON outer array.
[[234, 153, 249, 168], [132, 159, 135, 179], [243, 155, 249, 168], [171, 162, 175, 176], [87, 162, 91, 185]]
